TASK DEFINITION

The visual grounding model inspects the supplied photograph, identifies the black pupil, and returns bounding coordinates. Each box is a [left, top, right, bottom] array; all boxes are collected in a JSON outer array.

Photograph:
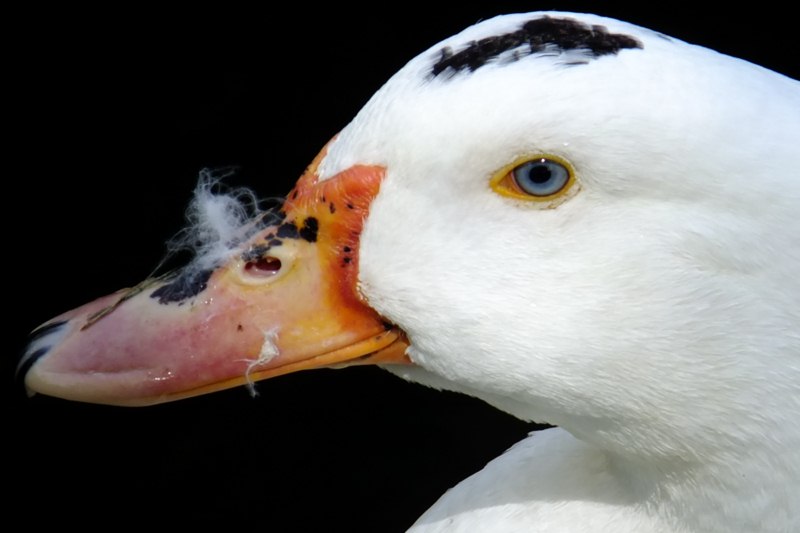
[[528, 164, 552, 184]]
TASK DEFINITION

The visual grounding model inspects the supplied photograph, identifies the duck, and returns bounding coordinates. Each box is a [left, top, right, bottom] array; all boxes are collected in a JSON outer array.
[[18, 11, 799, 532]]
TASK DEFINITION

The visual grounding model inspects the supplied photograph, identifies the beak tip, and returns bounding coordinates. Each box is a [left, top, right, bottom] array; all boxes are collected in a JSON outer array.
[[17, 320, 70, 392], [15, 320, 67, 380]]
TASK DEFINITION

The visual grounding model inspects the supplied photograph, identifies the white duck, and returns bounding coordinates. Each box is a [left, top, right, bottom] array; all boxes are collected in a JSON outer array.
[[20, 12, 799, 532]]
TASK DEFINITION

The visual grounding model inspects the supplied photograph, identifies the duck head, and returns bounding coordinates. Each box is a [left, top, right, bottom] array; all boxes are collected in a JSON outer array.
[[21, 13, 799, 469]]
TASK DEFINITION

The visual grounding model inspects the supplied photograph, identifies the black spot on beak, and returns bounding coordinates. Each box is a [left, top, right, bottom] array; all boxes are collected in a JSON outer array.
[[277, 218, 319, 243], [151, 268, 215, 304], [17, 320, 69, 383], [299, 217, 319, 243], [243, 244, 270, 262], [28, 320, 68, 345], [277, 222, 300, 239]]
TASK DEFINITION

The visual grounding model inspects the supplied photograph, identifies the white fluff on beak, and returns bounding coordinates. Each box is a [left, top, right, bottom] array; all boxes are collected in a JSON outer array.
[[243, 328, 281, 396], [163, 169, 264, 275]]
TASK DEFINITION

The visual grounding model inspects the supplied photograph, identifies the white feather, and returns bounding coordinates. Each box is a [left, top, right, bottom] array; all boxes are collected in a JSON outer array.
[[165, 168, 264, 274]]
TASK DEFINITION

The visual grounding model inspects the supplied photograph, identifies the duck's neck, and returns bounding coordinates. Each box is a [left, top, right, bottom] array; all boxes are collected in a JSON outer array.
[[472, 381, 799, 531], [609, 435, 799, 532]]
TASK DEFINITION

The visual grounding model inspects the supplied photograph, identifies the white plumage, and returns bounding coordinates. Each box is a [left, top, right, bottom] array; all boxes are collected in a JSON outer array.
[[320, 12, 800, 532]]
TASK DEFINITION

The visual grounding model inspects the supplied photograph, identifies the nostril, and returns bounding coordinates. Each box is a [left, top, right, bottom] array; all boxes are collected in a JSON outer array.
[[244, 256, 282, 277]]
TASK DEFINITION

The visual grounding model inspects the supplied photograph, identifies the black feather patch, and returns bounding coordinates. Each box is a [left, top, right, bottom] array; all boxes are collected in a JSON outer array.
[[431, 16, 642, 77]]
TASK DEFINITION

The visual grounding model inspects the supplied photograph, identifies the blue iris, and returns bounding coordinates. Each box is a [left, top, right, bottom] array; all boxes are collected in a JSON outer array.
[[512, 158, 570, 196]]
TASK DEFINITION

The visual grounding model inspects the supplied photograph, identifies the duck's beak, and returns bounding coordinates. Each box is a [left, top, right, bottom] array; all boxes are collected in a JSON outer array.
[[20, 150, 410, 406]]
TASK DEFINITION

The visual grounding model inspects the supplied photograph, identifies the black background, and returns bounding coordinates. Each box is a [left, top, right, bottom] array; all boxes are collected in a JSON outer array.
[[8, 4, 797, 530]]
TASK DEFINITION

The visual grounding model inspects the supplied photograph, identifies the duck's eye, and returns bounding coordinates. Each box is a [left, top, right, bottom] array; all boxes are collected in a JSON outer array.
[[491, 155, 577, 204], [513, 159, 569, 196]]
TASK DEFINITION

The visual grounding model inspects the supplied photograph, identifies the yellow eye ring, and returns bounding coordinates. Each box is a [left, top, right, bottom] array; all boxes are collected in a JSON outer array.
[[490, 154, 578, 205]]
